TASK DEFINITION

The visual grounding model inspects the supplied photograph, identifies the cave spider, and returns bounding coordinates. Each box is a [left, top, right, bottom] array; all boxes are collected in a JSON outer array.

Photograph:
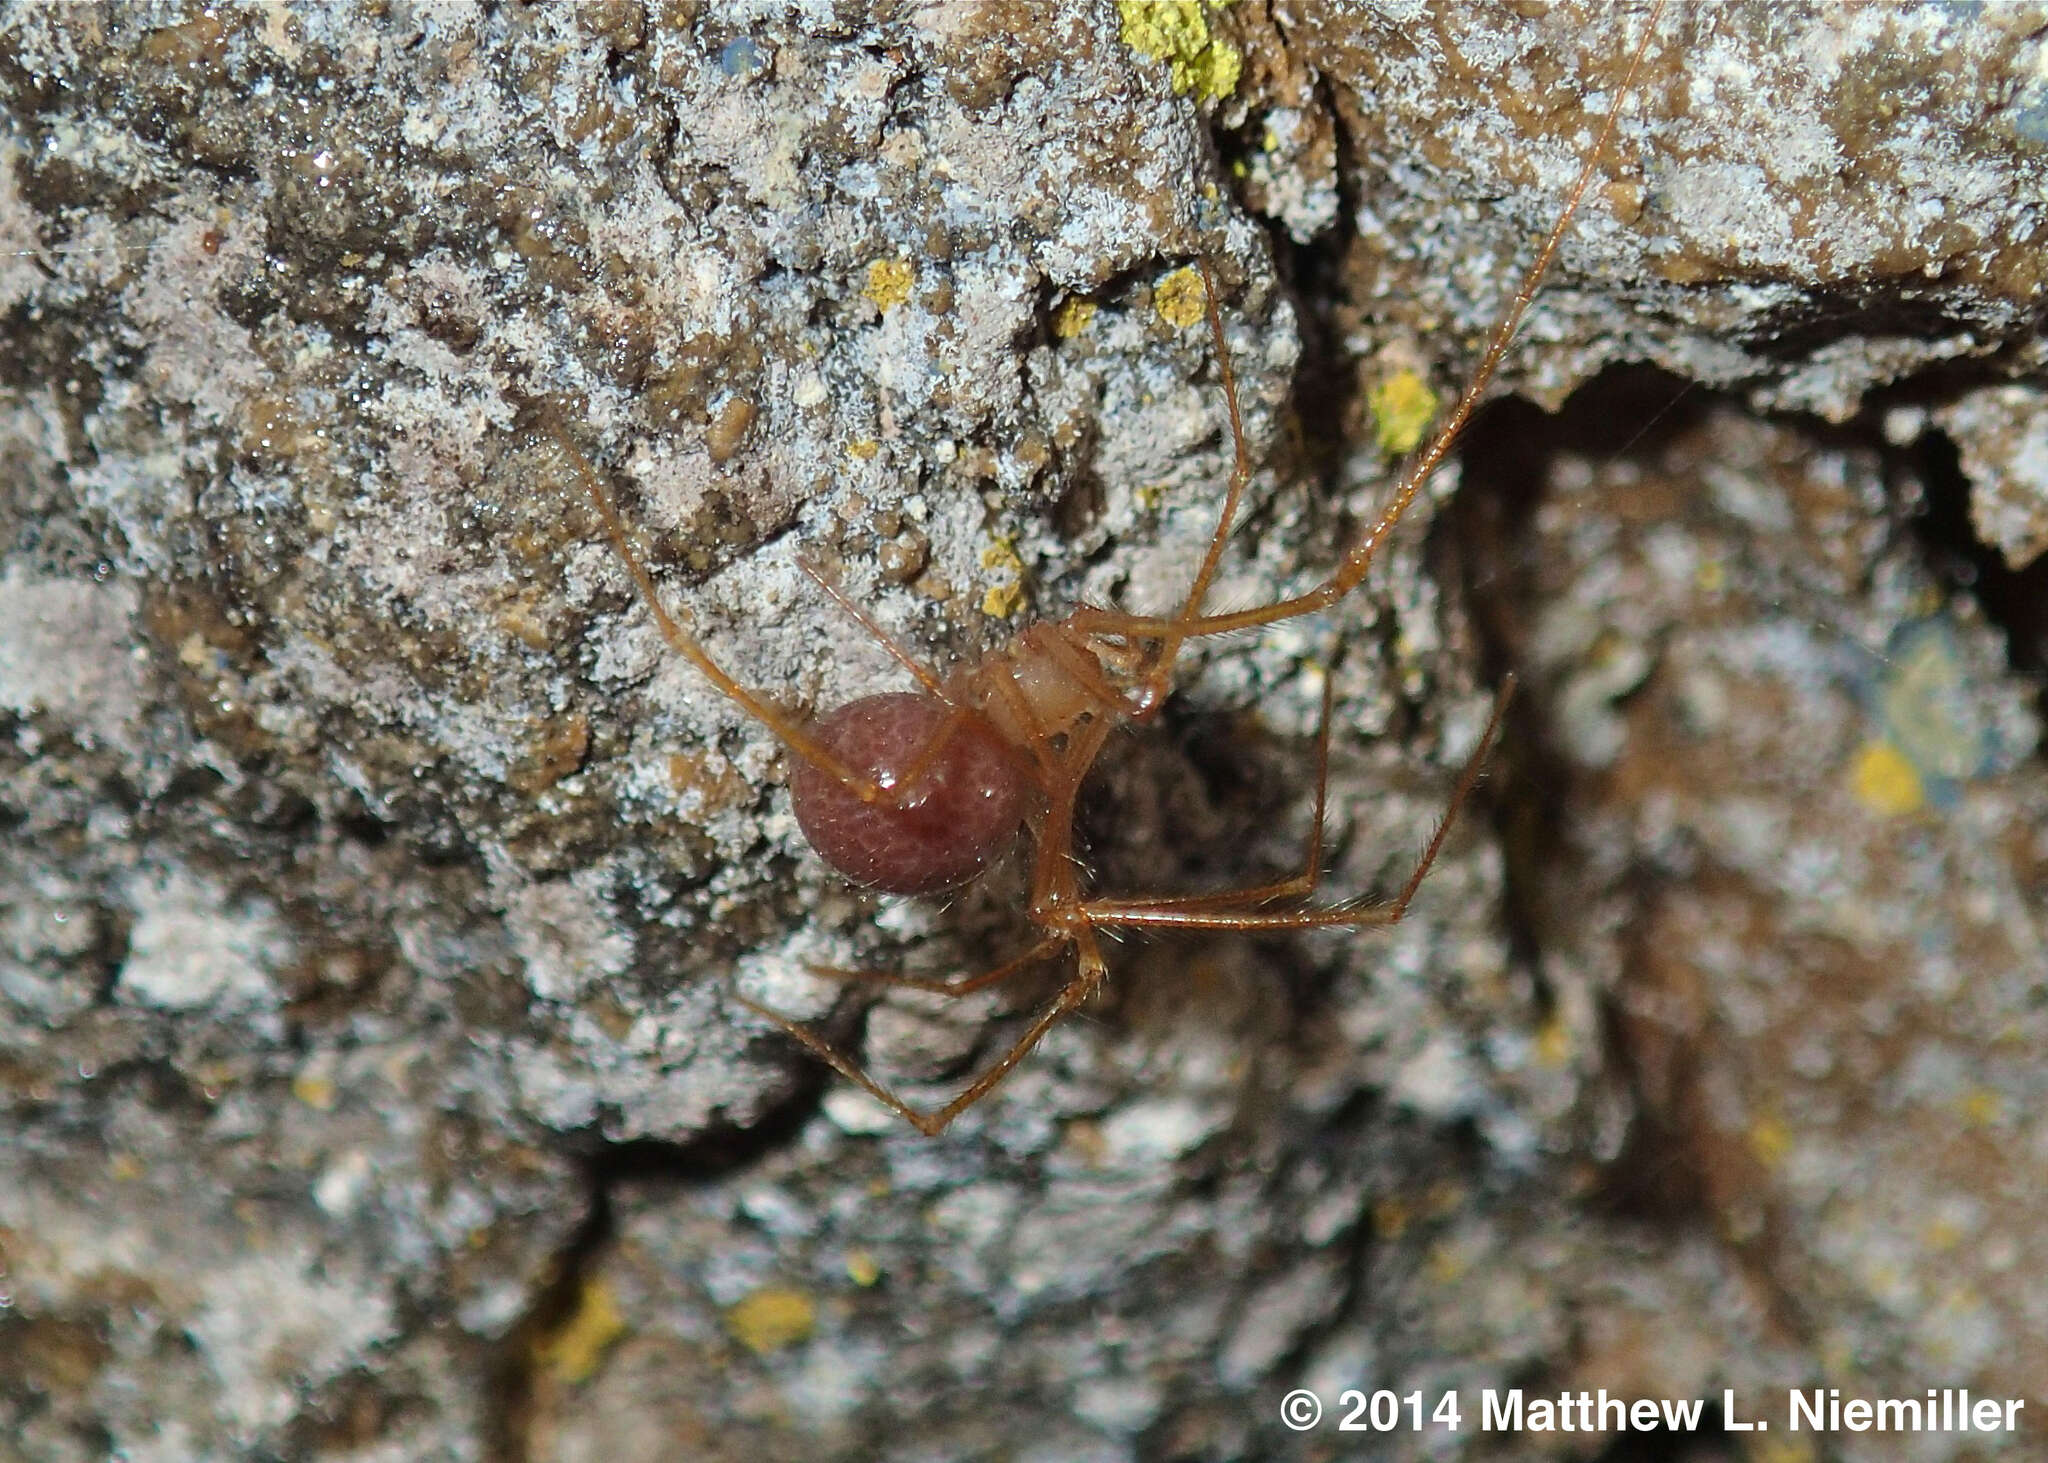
[[549, 13, 1663, 1135]]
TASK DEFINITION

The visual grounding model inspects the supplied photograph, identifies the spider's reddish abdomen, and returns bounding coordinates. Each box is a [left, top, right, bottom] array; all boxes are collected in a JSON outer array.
[[789, 692, 1031, 896]]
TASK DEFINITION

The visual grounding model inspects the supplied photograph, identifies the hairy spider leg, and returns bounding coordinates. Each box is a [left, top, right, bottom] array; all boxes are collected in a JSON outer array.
[[549, 416, 900, 797], [1125, 252, 1258, 715], [795, 933, 1071, 996]]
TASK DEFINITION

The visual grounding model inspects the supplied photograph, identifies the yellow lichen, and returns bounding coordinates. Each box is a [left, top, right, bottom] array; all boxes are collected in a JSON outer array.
[[1368, 370, 1440, 457], [865, 257, 914, 313], [844, 1249, 881, 1287], [532, 1279, 627, 1385], [1117, 0, 1241, 101], [1153, 265, 1206, 330], [1051, 296, 1097, 338], [982, 581, 1027, 619], [1747, 1115, 1791, 1170], [1849, 738, 1923, 817], [1960, 1088, 2002, 1126], [725, 1286, 816, 1355], [291, 1072, 337, 1111], [845, 437, 881, 460], [980, 539, 1026, 618]]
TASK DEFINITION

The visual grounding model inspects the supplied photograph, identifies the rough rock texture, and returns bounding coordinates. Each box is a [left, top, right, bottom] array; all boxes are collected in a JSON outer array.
[[3, 1, 2046, 1460], [1456, 390, 2048, 1459]]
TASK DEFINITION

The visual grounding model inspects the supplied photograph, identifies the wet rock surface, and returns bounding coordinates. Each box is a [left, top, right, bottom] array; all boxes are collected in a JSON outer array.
[[3, 2, 2045, 1459]]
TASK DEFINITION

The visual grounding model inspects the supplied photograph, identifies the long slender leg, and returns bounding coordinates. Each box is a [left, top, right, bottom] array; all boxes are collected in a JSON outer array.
[[863, 701, 970, 791], [1004, 258, 1256, 734], [1071, 5, 1667, 648], [1128, 255, 1258, 711], [1085, 675, 1513, 932], [796, 555, 948, 696], [1089, 903, 1409, 933], [549, 413, 1019, 809], [1174, 257, 1255, 630], [1051, 257, 1262, 727], [737, 929, 1109, 1136], [544, 415, 893, 798], [1093, 661, 1338, 913], [790, 568, 1048, 794]]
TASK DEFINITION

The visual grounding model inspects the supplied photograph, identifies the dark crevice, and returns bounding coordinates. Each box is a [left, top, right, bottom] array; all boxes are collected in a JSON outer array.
[[1443, 366, 1712, 1012], [1237, 87, 1370, 529], [1445, 353, 2048, 1366], [481, 1073, 827, 1463], [1446, 372, 1741, 1232], [1744, 286, 2016, 363], [1895, 424, 2048, 693]]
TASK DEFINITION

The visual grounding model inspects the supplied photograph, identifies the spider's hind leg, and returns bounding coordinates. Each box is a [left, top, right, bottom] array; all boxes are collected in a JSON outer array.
[[736, 929, 1105, 1136]]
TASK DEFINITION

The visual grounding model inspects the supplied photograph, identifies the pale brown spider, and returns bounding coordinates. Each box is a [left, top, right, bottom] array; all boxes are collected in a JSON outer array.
[[548, 9, 1664, 1134]]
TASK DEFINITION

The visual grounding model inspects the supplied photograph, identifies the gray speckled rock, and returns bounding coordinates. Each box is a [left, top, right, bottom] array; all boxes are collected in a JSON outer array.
[[4, 1, 2046, 1459]]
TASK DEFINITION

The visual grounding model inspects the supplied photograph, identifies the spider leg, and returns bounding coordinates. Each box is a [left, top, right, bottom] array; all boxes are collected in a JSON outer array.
[[1085, 676, 1512, 932], [1092, 660, 1338, 914], [551, 411, 1041, 810], [1073, 6, 1666, 651], [736, 929, 1108, 1136], [797, 554, 948, 696], [544, 414, 896, 798]]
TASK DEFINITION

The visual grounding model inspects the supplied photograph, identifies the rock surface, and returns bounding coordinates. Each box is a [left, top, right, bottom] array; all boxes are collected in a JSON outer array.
[[3, 2, 2045, 1459]]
